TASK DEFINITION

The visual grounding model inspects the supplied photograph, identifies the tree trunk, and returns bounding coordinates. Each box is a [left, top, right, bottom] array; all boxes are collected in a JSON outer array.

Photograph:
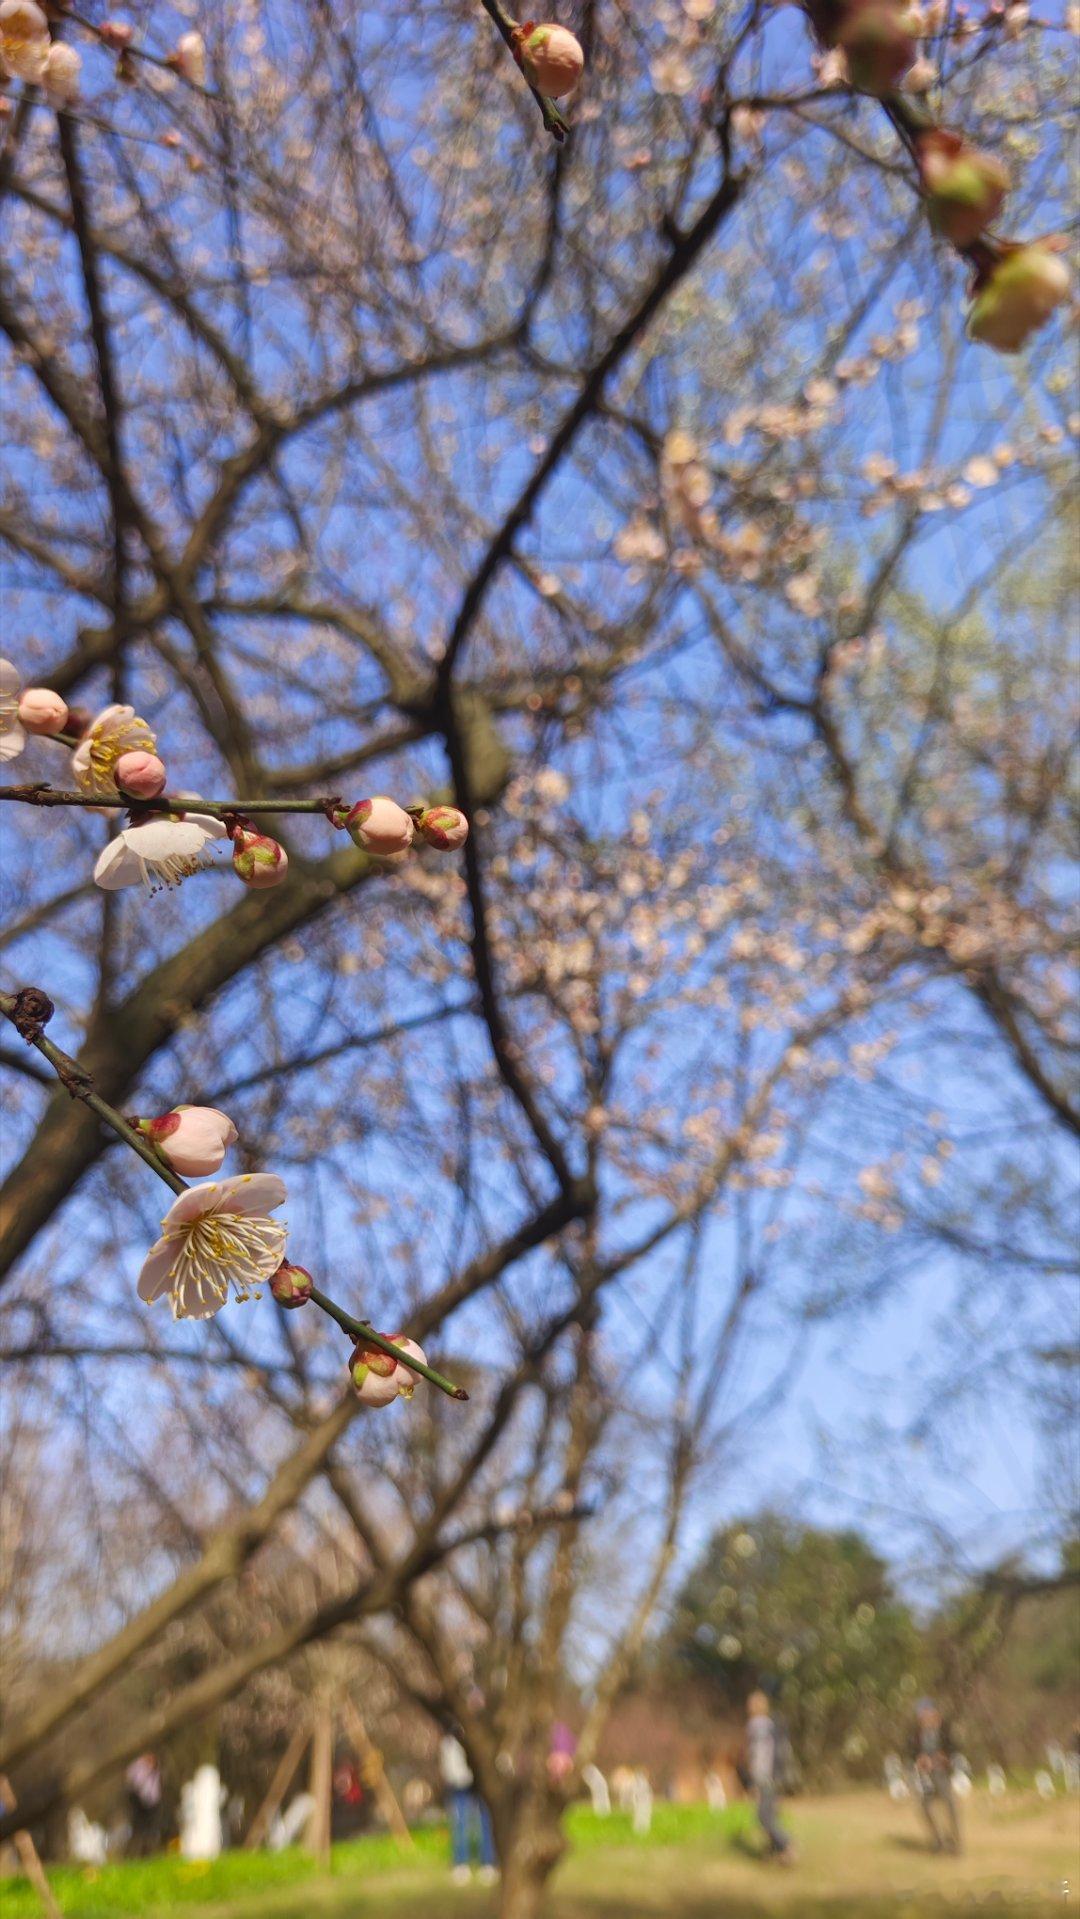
[[497, 1800, 566, 1919]]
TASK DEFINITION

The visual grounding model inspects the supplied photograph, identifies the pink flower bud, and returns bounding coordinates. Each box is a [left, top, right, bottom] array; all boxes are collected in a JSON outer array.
[[514, 21, 585, 98], [173, 28, 205, 85], [349, 1333, 428, 1406], [968, 241, 1071, 353], [349, 1338, 404, 1407], [920, 132, 1008, 247], [141, 1104, 238, 1177], [232, 828, 289, 888], [116, 750, 167, 799], [836, 3, 917, 94], [417, 805, 469, 851], [17, 688, 68, 736], [99, 18, 133, 46], [270, 1260, 313, 1309], [338, 796, 415, 857]]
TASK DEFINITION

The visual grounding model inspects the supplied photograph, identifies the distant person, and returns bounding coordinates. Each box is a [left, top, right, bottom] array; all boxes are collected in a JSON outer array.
[[124, 1751, 162, 1858], [908, 1700, 962, 1855], [742, 1690, 795, 1865], [439, 1729, 497, 1887]]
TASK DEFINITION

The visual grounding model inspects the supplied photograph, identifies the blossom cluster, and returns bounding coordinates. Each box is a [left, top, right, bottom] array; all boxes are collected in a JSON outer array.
[[129, 1103, 428, 1406], [0, 0, 80, 101], [1, 668, 469, 899]]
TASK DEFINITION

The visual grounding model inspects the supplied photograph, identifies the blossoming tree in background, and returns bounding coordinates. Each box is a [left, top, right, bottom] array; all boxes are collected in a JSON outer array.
[[0, 0, 1075, 1912]]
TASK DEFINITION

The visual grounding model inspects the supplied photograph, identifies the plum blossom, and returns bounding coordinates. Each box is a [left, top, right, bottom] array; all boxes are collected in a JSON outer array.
[[137, 1173, 287, 1320], [72, 704, 158, 799], [968, 243, 1071, 353], [18, 686, 68, 736], [270, 1260, 314, 1308], [514, 22, 584, 98], [93, 814, 227, 893], [138, 1105, 238, 1177], [0, 0, 49, 81], [116, 750, 167, 799], [337, 796, 415, 857], [231, 827, 289, 888], [42, 39, 80, 101], [173, 28, 205, 84], [0, 659, 26, 762], [418, 806, 469, 850], [349, 1333, 428, 1406]]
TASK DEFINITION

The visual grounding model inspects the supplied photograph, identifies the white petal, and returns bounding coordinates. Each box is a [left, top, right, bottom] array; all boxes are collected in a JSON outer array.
[[119, 819, 213, 861], [173, 1272, 227, 1321], [0, 722, 26, 762], [160, 1182, 227, 1229], [93, 704, 135, 737], [93, 839, 141, 889], [185, 814, 228, 840], [214, 1172, 287, 1218], [137, 1235, 178, 1302], [0, 659, 20, 698]]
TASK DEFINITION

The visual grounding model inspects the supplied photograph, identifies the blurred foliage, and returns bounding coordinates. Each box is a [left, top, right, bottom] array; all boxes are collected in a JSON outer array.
[[664, 1514, 924, 1779]]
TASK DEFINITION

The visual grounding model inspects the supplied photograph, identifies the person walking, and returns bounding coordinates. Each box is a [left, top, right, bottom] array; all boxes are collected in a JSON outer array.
[[439, 1729, 497, 1886], [743, 1691, 795, 1865], [908, 1699, 962, 1855]]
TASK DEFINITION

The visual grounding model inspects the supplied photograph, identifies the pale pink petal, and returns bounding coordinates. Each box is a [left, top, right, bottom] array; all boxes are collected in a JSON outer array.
[[0, 722, 26, 762], [94, 704, 135, 736], [137, 1235, 178, 1302], [185, 814, 228, 840], [93, 839, 141, 889], [160, 1181, 227, 1228], [70, 738, 93, 779], [0, 659, 19, 698], [173, 1271, 226, 1321], [213, 1172, 287, 1218]]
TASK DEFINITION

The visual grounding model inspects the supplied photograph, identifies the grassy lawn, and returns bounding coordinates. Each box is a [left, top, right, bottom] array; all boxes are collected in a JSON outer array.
[[1, 1792, 1074, 1918]]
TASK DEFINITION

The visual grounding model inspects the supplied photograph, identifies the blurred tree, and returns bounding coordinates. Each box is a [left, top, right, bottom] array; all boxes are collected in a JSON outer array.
[[665, 1513, 924, 1779]]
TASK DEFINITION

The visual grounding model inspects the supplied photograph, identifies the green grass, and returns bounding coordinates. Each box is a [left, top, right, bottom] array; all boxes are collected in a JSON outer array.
[[0, 1808, 749, 1918], [0, 1792, 1071, 1919]]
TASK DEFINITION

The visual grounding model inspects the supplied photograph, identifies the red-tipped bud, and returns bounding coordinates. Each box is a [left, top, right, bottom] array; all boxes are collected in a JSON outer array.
[[336, 797, 415, 857], [116, 750, 167, 799], [99, 18, 133, 46], [137, 1104, 238, 1176], [919, 131, 1008, 247], [232, 828, 289, 888], [270, 1260, 313, 1309], [348, 1333, 428, 1406], [512, 21, 585, 98], [967, 240, 1071, 353], [417, 805, 469, 851], [836, 2, 918, 94], [18, 687, 68, 736]]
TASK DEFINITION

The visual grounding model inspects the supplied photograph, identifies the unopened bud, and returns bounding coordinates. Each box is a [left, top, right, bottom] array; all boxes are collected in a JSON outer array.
[[336, 796, 415, 857], [967, 241, 1071, 353], [348, 1333, 428, 1406], [512, 21, 585, 98], [116, 750, 167, 799], [417, 805, 469, 851], [836, 3, 918, 95], [18, 687, 68, 736], [99, 18, 134, 47], [42, 39, 81, 101], [172, 28, 206, 85], [920, 132, 1008, 247], [137, 1104, 238, 1176], [232, 827, 289, 888], [270, 1260, 313, 1309]]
